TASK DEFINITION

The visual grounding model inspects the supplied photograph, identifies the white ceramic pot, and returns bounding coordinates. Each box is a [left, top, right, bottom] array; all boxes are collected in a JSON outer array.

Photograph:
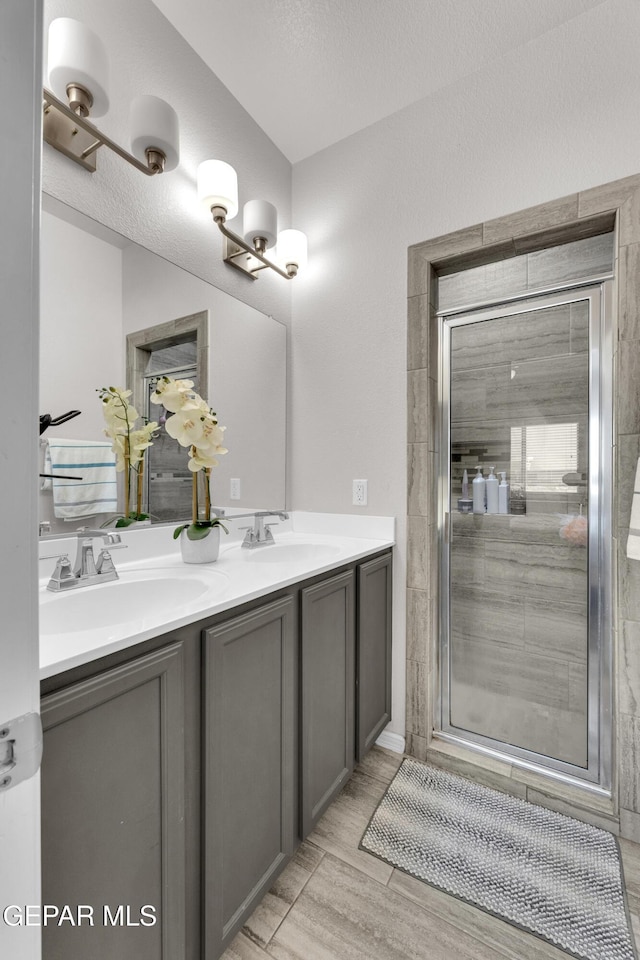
[[179, 525, 220, 564]]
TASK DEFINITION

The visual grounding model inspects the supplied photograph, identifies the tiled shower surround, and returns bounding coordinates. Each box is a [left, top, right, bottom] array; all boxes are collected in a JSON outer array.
[[449, 299, 591, 767], [406, 173, 640, 839]]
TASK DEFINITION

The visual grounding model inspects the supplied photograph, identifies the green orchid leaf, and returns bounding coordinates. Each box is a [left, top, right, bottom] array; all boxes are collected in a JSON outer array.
[[115, 516, 135, 527], [173, 523, 189, 540], [186, 522, 212, 541]]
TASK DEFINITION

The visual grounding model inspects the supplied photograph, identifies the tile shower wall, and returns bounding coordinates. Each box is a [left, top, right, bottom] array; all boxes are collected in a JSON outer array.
[[438, 233, 614, 312], [406, 174, 640, 837], [450, 302, 590, 515], [448, 301, 590, 768]]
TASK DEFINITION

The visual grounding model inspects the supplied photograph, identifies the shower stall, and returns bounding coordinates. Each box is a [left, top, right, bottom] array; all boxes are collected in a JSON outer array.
[[437, 278, 613, 789]]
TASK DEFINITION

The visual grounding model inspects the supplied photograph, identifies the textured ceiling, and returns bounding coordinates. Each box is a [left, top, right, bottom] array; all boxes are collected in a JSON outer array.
[[151, 0, 608, 163]]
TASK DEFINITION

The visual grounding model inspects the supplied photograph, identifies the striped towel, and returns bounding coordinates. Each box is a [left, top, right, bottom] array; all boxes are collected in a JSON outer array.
[[42, 439, 118, 520], [627, 458, 640, 561]]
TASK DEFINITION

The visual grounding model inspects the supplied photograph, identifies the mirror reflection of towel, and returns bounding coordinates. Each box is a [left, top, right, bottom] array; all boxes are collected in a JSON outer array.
[[627, 459, 640, 561], [42, 439, 118, 519]]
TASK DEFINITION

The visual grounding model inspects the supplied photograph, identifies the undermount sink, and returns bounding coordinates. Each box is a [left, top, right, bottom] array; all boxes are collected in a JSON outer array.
[[40, 566, 228, 637], [237, 542, 342, 564]]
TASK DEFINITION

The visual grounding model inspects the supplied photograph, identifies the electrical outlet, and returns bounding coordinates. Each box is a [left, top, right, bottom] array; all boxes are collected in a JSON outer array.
[[352, 479, 368, 506], [230, 478, 241, 500]]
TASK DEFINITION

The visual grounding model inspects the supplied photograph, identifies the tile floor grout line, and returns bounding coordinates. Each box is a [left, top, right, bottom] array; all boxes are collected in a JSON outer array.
[[257, 844, 328, 949]]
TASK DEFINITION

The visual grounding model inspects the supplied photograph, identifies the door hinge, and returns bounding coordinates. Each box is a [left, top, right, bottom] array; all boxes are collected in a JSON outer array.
[[0, 712, 43, 792]]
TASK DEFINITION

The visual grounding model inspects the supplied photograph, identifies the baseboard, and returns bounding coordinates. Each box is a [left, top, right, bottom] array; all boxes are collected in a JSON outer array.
[[375, 729, 405, 754]]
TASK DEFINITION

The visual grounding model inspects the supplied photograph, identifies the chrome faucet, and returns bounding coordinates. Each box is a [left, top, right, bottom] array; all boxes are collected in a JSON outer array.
[[238, 511, 289, 549], [47, 530, 127, 592]]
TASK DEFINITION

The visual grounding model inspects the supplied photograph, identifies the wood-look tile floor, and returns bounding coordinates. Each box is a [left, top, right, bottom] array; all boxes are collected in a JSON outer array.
[[222, 748, 640, 960]]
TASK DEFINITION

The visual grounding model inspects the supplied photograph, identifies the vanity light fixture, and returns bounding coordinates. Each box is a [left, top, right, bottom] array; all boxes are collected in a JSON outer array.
[[43, 18, 179, 176], [197, 159, 308, 280]]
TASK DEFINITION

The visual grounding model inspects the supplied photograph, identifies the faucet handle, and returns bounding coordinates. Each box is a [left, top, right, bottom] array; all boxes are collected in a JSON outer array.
[[53, 554, 73, 578], [261, 523, 278, 544], [239, 525, 257, 547], [95, 549, 119, 577], [103, 532, 123, 546], [47, 554, 75, 591]]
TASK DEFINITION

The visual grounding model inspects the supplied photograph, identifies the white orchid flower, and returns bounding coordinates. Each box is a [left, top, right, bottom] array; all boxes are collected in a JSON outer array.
[[188, 448, 219, 471], [106, 432, 128, 472], [102, 392, 139, 433], [150, 378, 196, 413], [165, 410, 207, 446], [128, 423, 158, 464], [200, 419, 226, 449]]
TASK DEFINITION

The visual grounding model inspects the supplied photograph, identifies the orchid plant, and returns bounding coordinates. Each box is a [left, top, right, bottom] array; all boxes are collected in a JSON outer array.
[[150, 376, 228, 541], [98, 386, 158, 526]]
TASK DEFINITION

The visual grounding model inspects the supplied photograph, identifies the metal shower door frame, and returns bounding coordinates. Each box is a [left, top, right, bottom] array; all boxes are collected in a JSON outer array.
[[436, 282, 613, 792]]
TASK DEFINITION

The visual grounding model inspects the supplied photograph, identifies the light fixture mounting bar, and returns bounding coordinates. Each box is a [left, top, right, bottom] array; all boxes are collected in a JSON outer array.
[[214, 217, 294, 281], [42, 88, 158, 176]]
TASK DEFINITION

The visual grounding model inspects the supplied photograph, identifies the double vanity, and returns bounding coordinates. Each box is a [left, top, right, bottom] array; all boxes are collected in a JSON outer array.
[[38, 512, 394, 960]]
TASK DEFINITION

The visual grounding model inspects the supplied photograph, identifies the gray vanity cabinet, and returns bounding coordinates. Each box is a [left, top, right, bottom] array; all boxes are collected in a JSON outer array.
[[356, 552, 393, 760], [40, 548, 392, 960], [202, 595, 296, 959], [40, 639, 193, 960], [300, 569, 356, 837]]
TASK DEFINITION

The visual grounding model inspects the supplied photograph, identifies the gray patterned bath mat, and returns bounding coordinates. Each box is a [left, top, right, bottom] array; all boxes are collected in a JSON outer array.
[[360, 758, 637, 960]]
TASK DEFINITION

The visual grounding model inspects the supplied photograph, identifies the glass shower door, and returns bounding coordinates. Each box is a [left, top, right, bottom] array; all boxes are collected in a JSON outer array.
[[439, 286, 611, 785]]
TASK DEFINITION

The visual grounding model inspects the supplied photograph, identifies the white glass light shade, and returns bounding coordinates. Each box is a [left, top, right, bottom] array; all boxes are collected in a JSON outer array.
[[47, 18, 110, 118], [243, 199, 278, 249], [197, 160, 238, 219], [130, 95, 180, 171], [277, 229, 308, 272]]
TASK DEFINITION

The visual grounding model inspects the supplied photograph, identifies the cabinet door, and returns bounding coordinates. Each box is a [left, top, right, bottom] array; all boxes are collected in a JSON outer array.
[[300, 569, 355, 837], [203, 595, 295, 959], [41, 642, 188, 960], [357, 553, 392, 760]]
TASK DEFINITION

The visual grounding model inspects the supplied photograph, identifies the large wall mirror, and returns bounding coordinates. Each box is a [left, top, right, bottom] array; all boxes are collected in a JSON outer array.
[[40, 194, 287, 533]]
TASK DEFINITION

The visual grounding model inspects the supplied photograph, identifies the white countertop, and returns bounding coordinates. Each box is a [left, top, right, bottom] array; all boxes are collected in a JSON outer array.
[[39, 512, 395, 680]]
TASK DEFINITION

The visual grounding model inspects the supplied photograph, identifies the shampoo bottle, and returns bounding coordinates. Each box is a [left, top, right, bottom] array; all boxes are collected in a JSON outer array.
[[472, 466, 485, 514], [457, 469, 473, 512], [498, 471, 510, 514], [486, 466, 499, 514]]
